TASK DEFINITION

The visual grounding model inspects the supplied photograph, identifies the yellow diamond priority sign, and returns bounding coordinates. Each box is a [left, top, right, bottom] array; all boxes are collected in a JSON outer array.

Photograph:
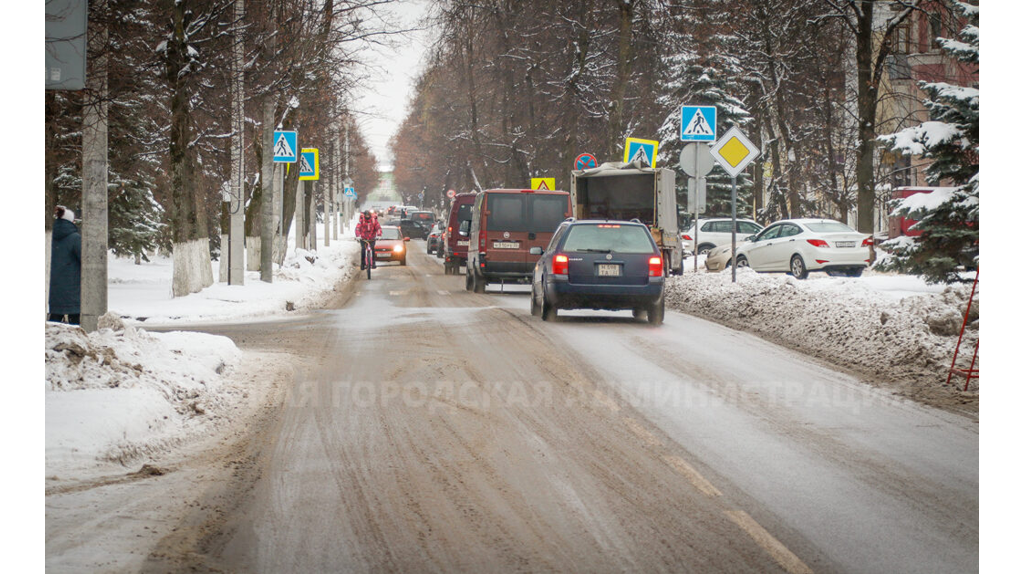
[[709, 126, 760, 177]]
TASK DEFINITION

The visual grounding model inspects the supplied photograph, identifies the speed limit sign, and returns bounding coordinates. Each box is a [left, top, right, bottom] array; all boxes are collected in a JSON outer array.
[[447, 189, 456, 198]]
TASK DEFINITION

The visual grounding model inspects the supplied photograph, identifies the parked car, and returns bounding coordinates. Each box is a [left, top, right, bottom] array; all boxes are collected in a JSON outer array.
[[426, 223, 443, 254], [734, 219, 871, 279], [443, 193, 476, 274], [704, 243, 739, 272], [681, 218, 763, 255], [466, 188, 571, 293], [400, 211, 434, 240], [373, 225, 409, 266], [530, 220, 666, 324]]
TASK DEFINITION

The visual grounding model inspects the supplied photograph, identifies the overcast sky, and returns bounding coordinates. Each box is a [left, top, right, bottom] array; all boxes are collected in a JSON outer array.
[[351, 0, 433, 171]]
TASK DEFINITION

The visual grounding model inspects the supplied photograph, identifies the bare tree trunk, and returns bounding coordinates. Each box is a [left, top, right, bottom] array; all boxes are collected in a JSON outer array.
[[607, 0, 635, 159], [167, 0, 213, 297]]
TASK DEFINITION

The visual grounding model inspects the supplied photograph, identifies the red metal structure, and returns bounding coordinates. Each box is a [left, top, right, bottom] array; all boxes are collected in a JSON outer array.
[[946, 269, 979, 391]]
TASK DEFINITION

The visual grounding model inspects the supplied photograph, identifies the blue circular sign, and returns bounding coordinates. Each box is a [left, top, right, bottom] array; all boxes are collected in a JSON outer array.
[[575, 153, 597, 171]]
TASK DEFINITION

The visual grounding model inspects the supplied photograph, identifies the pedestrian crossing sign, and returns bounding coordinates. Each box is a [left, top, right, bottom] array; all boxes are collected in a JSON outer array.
[[299, 149, 319, 180], [273, 130, 298, 163], [624, 138, 658, 168], [531, 178, 555, 190], [680, 105, 717, 142]]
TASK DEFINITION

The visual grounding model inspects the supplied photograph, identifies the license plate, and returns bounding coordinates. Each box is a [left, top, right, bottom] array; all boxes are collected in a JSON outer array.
[[835, 241, 856, 248], [598, 264, 621, 277], [377, 252, 391, 258], [457, 241, 469, 246], [493, 242, 519, 249]]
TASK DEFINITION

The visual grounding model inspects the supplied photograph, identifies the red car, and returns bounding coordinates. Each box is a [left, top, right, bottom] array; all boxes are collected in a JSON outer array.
[[443, 193, 476, 275], [373, 225, 409, 266]]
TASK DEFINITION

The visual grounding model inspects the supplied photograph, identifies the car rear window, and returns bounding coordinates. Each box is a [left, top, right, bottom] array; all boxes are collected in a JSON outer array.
[[412, 212, 434, 221], [805, 221, 855, 233], [562, 224, 655, 254], [456, 203, 472, 223], [486, 195, 524, 232], [530, 195, 569, 233], [380, 227, 402, 240], [485, 193, 568, 233]]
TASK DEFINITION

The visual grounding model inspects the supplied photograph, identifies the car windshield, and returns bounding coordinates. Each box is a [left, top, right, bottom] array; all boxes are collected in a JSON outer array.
[[379, 227, 402, 240], [562, 224, 655, 254], [804, 221, 855, 233]]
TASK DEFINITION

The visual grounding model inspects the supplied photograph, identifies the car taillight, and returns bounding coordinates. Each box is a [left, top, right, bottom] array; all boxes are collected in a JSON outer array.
[[806, 239, 829, 248], [861, 237, 873, 247], [682, 234, 693, 241], [553, 254, 569, 275], [649, 256, 663, 277], [480, 230, 487, 255]]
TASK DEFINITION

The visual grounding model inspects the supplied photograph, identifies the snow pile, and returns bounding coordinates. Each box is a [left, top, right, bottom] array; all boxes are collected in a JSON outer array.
[[109, 235, 360, 325], [45, 317, 241, 475], [664, 269, 979, 397]]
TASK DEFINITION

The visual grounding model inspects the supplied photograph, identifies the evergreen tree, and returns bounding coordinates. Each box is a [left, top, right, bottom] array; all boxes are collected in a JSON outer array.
[[878, 1, 978, 284], [656, 0, 752, 220]]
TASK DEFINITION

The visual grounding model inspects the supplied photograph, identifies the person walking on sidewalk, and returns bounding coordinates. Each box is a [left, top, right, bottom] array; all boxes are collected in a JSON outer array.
[[49, 206, 82, 325]]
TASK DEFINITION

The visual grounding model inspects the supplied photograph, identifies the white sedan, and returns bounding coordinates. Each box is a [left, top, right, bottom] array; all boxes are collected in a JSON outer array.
[[734, 219, 871, 279]]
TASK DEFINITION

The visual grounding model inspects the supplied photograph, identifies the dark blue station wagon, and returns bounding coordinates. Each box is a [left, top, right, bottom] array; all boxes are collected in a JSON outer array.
[[530, 219, 666, 325]]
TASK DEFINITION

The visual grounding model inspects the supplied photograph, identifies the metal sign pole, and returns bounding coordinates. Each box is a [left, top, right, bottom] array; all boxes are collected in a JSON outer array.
[[731, 175, 738, 283], [693, 145, 699, 273]]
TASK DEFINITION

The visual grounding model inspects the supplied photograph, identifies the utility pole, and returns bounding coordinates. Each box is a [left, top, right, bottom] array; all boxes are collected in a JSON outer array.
[[80, 0, 108, 333], [260, 100, 275, 282], [228, 0, 245, 285]]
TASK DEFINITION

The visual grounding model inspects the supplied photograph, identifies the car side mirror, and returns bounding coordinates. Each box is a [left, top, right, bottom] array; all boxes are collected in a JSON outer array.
[[404, 237, 410, 242], [529, 247, 543, 255], [744, 235, 755, 242]]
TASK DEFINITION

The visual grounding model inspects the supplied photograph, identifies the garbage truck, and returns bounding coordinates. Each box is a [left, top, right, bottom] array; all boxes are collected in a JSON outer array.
[[569, 161, 682, 274]]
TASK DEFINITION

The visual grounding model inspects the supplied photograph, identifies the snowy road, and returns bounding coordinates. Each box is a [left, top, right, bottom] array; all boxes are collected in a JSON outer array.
[[147, 241, 978, 573]]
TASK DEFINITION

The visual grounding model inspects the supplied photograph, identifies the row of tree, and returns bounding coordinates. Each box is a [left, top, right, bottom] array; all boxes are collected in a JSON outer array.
[[46, 0, 385, 294], [390, 0, 978, 282]]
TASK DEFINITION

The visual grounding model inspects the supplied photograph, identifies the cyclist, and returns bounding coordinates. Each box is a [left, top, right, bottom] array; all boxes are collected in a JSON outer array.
[[356, 210, 382, 270]]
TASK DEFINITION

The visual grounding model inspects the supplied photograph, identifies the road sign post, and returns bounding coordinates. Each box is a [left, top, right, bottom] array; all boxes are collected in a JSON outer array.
[[680, 106, 717, 273], [575, 153, 597, 171], [623, 138, 658, 168], [709, 126, 761, 283], [531, 178, 555, 191]]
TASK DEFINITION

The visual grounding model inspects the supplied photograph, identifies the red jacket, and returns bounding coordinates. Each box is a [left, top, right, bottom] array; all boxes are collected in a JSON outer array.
[[356, 216, 381, 240]]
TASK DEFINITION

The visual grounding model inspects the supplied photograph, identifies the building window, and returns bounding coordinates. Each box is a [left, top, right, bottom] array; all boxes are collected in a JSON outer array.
[[930, 13, 943, 49], [894, 22, 912, 54]]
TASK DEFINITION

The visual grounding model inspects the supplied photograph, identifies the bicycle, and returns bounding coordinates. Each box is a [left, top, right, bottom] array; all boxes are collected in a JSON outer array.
[[361, 238, 375, 280]]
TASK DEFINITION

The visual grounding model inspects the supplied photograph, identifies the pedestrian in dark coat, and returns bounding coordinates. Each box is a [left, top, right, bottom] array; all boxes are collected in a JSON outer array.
[[49, 206, 81, 325]]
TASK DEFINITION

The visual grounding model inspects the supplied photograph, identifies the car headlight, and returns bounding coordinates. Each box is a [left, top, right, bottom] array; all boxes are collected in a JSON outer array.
[[394, 244, 404, 253]]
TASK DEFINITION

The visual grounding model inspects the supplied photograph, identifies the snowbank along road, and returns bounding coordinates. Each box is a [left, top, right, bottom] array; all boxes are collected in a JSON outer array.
[[141, 240, 978, 573]]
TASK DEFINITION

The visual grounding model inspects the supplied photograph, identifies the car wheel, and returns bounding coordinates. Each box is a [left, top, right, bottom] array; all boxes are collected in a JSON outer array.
[[790, 254, 808, 280], [735, 255, 749, 268], [846, 267, 864, 278], [473, 269, 486, 293], [631, 308, 647, 322], [541, 290, 557, 322], [530, 286, 541, 316], [826, 269, 843, 277], [698, 243, 714, 256], [400, 257, 406, 266], [465, 267, 474, 291]]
